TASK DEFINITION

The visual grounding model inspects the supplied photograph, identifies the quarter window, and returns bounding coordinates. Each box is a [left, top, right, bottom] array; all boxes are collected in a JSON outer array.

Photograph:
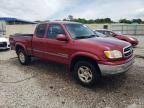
[[104, 31, 111, 37], [36, 24, 46, 38]]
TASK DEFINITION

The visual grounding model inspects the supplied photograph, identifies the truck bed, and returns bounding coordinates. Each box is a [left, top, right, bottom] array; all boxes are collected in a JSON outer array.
[[14, 33, 33, 37], [9, 33, 33, 54]]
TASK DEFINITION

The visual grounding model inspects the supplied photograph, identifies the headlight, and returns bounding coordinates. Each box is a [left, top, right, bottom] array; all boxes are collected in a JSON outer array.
[[129, 37, 135, 41], [104, 50, 122, 59]]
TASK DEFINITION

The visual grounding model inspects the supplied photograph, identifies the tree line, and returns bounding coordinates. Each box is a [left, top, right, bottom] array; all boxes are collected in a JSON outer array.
[[63, 16, 144, 24]]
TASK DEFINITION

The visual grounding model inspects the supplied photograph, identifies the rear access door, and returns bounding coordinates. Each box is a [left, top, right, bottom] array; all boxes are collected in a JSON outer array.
[[32, 24, 47, 58]]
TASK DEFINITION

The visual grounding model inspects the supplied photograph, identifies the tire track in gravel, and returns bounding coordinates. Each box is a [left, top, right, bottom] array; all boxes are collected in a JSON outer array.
[[0, 58, 39, 84]]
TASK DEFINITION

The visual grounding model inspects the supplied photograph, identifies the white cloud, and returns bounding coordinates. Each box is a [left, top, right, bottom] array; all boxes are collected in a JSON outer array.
[[0, 0, 75, 21], [69, 0, 144, 20], [135, 8, 144, 18], [0, 0, 144, 21], [136, 8, 144, 13]]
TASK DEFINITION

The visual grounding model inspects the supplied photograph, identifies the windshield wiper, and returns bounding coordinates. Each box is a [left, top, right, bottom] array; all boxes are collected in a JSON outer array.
[[75, 36, 89, 39], [88, 35, 96, 38], [75, 35, 96, 39]]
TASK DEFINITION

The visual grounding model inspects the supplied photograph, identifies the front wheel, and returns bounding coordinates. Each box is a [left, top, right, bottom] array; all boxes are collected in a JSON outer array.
[[17, 49, 31, 65], [74, 61, 100, 87]]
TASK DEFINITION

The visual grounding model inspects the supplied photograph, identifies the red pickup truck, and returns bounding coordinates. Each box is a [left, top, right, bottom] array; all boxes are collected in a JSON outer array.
[[9, 21, 134, 87]]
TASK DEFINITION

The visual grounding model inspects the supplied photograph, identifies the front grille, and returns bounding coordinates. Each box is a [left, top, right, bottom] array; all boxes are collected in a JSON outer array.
[[0, 42, 7, 47], [123, 45, 133, 57]]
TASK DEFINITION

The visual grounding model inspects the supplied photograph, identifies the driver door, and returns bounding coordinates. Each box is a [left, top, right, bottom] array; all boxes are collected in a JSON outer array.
[[43, 24, 70, 64]]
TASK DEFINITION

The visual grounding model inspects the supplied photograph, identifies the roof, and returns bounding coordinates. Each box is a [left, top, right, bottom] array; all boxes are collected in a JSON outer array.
[[0, 17, 17, 21], [40, 21, 80, 24], [96, 29, 111, 32], [0, 17, 36, 24]]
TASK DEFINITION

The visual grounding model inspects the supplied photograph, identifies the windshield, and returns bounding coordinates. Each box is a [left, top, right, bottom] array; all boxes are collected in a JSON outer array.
[[114, 31, 122, 35], [65, 23, 96, 39], [94, 31, 107, 37]]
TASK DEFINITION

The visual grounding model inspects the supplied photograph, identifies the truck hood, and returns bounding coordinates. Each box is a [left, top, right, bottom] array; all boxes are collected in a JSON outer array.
[[0, 37, 9, 43], [77, 37, 130, 50], [117, 35, 138, 41]]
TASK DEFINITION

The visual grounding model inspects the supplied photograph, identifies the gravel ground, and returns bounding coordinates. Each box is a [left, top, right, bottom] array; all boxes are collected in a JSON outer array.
[[0, 37, 144, 108]]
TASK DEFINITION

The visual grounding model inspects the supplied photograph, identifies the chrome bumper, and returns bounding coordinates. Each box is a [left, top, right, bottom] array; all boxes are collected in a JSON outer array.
[[0, 46, 10, 50], [0, 47, 10, 50], [0, 42, 10, 50], [98, 57, 134, 76]]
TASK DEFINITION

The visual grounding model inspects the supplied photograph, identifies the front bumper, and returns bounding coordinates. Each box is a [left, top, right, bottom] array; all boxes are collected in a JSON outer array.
[[98, 57, 134, 76], [0, 47, 10, 50], [0, 43, 10, 50]]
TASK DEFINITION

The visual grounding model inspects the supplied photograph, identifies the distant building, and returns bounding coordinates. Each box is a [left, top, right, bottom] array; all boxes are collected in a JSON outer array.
[[0, 17, 37, 37], [0, 17, 36, 25]]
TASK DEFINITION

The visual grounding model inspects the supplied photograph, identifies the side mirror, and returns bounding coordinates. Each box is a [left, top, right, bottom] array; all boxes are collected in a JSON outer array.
[[56, 34, 68, 41]]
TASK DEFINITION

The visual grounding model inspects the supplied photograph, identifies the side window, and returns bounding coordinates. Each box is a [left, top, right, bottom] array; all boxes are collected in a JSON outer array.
[[36, 24, 46, 38], [99, 31, 104, 34], [109, 32, 114, 37], [104, 31, 111, 37], [47, 24, 65, 39], [102, 31, 107, 35]]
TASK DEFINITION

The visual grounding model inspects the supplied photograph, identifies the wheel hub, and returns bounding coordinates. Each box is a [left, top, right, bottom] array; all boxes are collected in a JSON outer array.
[[78, 66, 92, 83], [19, 52, 25, 63]]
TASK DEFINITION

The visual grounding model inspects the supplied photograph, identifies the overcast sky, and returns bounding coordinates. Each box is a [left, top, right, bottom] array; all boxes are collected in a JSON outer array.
[[0, 0, 144, 21]]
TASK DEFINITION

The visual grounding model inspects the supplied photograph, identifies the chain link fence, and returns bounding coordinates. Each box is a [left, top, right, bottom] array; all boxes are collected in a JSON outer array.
[[87, 24, 144, 35], [111, 24, 144, 35]]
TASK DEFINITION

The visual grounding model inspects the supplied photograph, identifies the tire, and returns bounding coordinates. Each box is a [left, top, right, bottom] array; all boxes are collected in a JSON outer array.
[[74, 60, 100, 87], [17, 49, 31, 65]]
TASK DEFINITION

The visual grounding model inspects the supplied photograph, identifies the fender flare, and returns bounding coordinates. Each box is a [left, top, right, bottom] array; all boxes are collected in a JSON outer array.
[[15, 43, 27, 53], [69, 52, 100, 66]]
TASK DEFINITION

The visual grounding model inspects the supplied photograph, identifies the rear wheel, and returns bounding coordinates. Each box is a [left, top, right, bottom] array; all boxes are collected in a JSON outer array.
[[17, 49, 31, 65], [74, 60, 100, 87]]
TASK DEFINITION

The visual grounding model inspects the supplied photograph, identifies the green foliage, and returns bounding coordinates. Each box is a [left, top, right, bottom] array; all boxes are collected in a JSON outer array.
[[74, 18, 113, 24], [131, 19, 142, 24], [119, 19, 132, 24], [62, 16, 144, 24], [119, 18, 144, 24]]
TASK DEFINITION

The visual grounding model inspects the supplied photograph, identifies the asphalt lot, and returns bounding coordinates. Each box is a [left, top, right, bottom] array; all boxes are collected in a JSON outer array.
[[0, 37, 144, 108]]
